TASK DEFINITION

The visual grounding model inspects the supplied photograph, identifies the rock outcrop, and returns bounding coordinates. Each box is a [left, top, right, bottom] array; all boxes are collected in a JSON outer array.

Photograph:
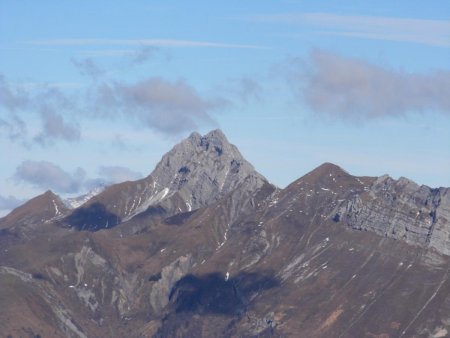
[[338, 175, 450, 255]]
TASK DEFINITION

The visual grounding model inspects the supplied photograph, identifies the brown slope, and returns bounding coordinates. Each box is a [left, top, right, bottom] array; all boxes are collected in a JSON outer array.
[[0, 190, 68, 242]]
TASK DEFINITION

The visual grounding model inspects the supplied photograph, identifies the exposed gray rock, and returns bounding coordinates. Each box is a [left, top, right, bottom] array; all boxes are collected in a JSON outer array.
[[150, 255, 193, 314], [147, 129, 266, 212], [339, 175, 450, 255]]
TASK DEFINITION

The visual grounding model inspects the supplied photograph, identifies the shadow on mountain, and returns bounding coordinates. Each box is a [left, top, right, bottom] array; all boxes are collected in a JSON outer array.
[[164, 210, 197, 226], [133, 205, 167, 220], [65, 203, 121, 231], [156, 271, 280, 337], [168, 271, 279, 315]]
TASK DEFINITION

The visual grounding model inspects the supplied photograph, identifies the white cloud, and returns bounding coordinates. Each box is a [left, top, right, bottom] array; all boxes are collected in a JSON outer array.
[[246, 12, 450, 47]]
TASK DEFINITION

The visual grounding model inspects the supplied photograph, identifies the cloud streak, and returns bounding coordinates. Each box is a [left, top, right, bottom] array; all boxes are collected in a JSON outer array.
[[27, 38, 265, 49], [287, 49, 450, 120], [247, 12, 450, 47]]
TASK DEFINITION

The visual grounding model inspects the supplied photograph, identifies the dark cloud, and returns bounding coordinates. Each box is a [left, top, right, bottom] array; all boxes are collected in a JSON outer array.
[[98, 166, 143, 183], [287, 49, 450, 120], [0, 195, 26, 211], [14, 160, 86, 194], [92, 77, 228, 134], [71, 58, 105, 79]]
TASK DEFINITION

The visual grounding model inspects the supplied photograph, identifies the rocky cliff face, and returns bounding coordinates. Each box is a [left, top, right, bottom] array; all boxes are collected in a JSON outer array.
[[337, 175, 450, 255]]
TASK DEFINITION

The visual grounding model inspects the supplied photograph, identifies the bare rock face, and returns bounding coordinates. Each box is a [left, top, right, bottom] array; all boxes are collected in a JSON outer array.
[[339, 175, 450, 255], [149, 129, 266, 211], [149, 255, 193, 313], [66, 129, 268, 231]]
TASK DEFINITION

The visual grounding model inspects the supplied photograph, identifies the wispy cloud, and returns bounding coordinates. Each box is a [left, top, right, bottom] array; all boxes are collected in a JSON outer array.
[[246, 12, 450, 47], [15, 160, 86, 194], [91, 77, 228, 134], [0, 195, 26, 212], [14, 161, 143, 194], [98, 166, 142, 183], [286, 49, 450, 120], [34, 109, 81, 145], [78, 49, 142, 57], [217, 76, 263, 104], [26, 38, 265, 49], [71, 58, 105, 79]]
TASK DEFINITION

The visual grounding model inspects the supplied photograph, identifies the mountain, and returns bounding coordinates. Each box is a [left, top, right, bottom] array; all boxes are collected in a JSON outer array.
[[0, 190, 68, 237], [64, 129, 268, 231], [1, 130, 450, 338]]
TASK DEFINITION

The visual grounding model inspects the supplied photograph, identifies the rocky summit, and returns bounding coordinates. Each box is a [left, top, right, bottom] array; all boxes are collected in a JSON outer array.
[[64, 129, 267, 231], [1, 130, 450, 338]]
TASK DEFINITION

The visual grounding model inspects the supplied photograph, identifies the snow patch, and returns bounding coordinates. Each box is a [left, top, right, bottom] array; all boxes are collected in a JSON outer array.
[[124, 187, 171, 221], [52, 200, 60, 216], [64, 185, 106, 209]]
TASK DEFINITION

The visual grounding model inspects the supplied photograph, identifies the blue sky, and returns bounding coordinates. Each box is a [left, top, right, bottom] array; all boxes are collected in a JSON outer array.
[[1, 0, 449, 215]]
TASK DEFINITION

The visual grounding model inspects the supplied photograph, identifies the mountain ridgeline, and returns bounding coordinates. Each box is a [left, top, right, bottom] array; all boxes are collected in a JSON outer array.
[[1, 130, 450, 338]]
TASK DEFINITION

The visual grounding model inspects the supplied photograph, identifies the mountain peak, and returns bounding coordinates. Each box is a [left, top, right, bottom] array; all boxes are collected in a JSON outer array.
[[1, 190, 68, 231], [204, 128, 227, 141], [66, 129, 268, 230], [305, 162, 350, 180], [187, 131, 202, 141], [150, 129, 265, 204]]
